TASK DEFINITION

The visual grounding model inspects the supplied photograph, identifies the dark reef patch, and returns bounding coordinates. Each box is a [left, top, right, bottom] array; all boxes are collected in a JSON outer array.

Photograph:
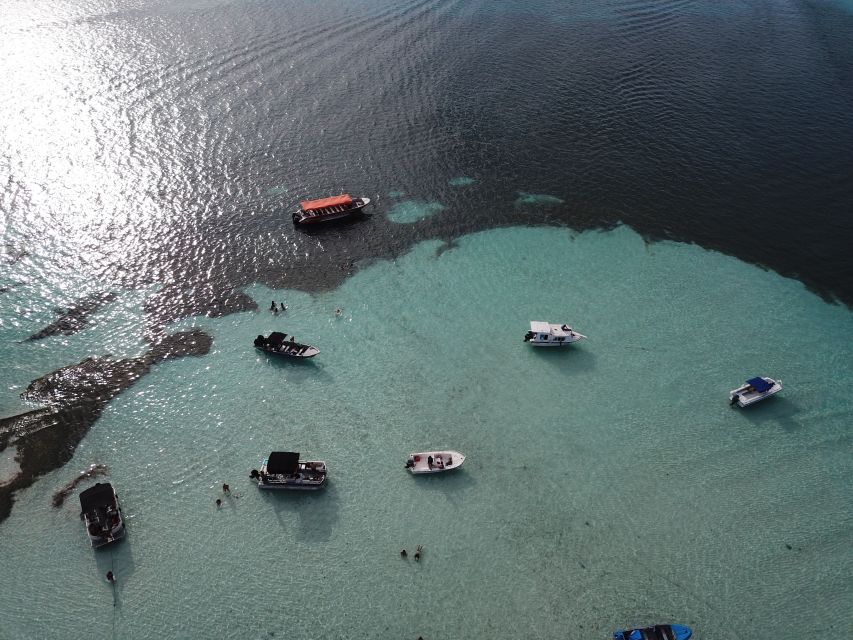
[[51, 463, 110, 508], [28, 292, 118, 340], [0, 329, 211, 524]]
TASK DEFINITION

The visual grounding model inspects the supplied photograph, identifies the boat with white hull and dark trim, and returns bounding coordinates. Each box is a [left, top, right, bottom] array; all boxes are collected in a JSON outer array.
[[729, 376, 782, 407], [251, 452, 327, 490], [405, 450, 465, 474], [79, 482, 125, 548], [523, 321, 586, 346], [254, 332, 319, 359], [293, 194, 371, 225], [613, 624, 692, 640]]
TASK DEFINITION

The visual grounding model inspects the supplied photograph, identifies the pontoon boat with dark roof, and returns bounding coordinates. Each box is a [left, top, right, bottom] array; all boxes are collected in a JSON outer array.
[[79, 482, 125, 548], [251, 452, 327, 490], [613, 623, 692, 640], [254, 332, 319, 358], [729, 376, 782, 407], [293, 194, 371, 225]]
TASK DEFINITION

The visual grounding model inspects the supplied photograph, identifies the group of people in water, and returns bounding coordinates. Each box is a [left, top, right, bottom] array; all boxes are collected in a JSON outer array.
[[400, 545, 424, 561], [215, 483, 232, 508], [269, 300, 343, 317]]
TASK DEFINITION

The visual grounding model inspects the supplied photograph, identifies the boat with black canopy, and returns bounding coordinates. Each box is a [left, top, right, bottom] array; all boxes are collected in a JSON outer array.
[[613, 623, 692, 640], [254, 332, 319, 358], [293, 194, 371, 225], [729, 376, 782, 407], [79, 482, 125, 548], [251, 452, 327, 490]]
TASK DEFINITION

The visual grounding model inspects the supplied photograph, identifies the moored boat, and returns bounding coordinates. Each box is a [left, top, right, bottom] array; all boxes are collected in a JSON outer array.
[[293, 194, 371, 225], [405, 450, 465, 474], [251, 452, 327, 490], [523, 321, 586, 346], [254, 332, 319, 358], [79, 482, 125, 548], [729, 376, 782, 407], [613, 624, 692, 640]]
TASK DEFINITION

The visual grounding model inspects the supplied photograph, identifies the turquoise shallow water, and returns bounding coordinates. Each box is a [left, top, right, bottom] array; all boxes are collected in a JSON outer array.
[[0, 226, 851, 639]]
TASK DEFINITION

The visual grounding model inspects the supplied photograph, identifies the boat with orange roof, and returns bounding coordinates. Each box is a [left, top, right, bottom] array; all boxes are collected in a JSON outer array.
[[293, 194, 371, 225]]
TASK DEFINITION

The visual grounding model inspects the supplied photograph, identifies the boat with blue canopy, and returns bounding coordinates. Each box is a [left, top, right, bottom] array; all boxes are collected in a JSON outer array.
[[729, 376, 782, 407], [613, 623, 692, 640]]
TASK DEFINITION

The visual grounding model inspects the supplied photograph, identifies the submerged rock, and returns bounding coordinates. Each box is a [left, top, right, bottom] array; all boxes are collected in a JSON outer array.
[[51, 464, 110, 508], [0, 328, 212, 524], [28, 291, 118, 340]]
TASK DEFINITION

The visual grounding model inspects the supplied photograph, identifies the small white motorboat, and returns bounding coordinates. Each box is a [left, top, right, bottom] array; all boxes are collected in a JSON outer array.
[[523, 321, 586, 346], [405, 450, 465, 474], [251, 452, 327, 490], [729, 376, 782, 407]]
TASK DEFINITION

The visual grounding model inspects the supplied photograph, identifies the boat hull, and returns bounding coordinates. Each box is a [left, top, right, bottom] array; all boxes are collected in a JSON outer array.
[[255, 344, 319, 359], [729, 377, 782, 407], [257, 458, 327, 490], [524, 321, 586, 346], [406, 451, 465, 474], [80, 483, 125, 548], [258, 481, 325, 490], [293, 197, 371, 225], [524, 337, 583, 347], [613, 624, 692, 640]]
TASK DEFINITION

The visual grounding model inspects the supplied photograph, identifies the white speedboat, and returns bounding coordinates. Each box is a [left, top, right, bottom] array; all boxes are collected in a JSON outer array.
[[729, 376, 782, 407], [79, 482, 125, 548], [251, 452, 327, 490], [523, 321, 586, 346], [405, 450, 465, 474]]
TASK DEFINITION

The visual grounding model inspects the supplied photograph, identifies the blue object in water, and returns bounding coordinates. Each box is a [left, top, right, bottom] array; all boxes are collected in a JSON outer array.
[[746, 377, 772, 393], [613, 624, 692, 640]]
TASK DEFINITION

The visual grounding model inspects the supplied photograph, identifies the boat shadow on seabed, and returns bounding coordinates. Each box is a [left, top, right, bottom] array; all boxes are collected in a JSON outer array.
[[91, 530, 136, 608], [738, 396, 803, 432], [528, 343, 597, 376], [260, 481, 341, 543]]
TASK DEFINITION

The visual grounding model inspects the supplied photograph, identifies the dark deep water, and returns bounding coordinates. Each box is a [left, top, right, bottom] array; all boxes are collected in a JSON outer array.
[[2, 0, 852, 318]]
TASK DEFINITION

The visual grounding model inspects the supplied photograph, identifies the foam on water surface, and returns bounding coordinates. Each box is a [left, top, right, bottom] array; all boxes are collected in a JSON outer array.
[[0, 226, 850, 640], [387, 199, 446, 224], [515, 191, 565, 206]]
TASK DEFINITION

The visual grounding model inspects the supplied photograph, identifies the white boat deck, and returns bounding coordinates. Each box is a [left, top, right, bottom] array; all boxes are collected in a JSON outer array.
[[406, 450, 465, 474], [729, 377, 782, 407]]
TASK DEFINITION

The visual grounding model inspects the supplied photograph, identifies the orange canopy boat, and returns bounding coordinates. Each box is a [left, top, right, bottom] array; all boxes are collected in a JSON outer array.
[[293, 193, 371, 225], [299, 194, 353, 211]]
